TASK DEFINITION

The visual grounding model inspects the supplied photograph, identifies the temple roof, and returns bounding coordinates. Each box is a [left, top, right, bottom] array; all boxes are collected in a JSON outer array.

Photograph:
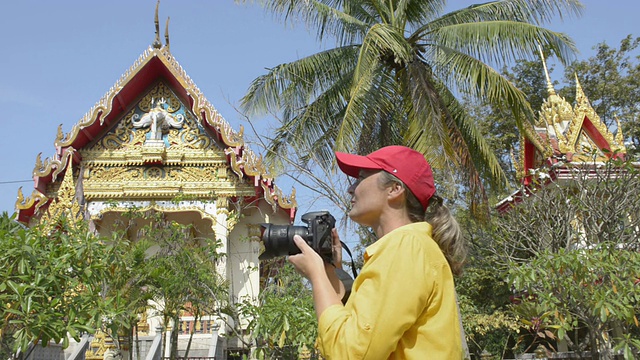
[[15, 9, 296, 224], [496, 54, 627, 213]]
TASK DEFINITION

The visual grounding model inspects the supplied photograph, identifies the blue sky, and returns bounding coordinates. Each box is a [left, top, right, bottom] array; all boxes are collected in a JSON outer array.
[[1, 0, 638, 220]]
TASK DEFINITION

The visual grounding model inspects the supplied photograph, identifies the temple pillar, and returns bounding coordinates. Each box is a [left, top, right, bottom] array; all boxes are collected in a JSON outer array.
[[206, 197, 232, 333]]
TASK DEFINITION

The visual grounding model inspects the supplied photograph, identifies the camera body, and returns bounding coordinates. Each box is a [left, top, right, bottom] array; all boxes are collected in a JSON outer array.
[[259, 211, 336, 262]]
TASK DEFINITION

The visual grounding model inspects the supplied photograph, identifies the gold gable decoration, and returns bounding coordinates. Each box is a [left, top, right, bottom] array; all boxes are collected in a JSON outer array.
[[77, 81, 256, 202], [570, 77, 626, 155], [52, 43, 247, 152], [537, 74, 626, 158], [536, 50, 574, 155], [33, 148, 75, 181], [574, 130, 606, 162], [50, 44, 245, 163], [83, 82, 214, 155]]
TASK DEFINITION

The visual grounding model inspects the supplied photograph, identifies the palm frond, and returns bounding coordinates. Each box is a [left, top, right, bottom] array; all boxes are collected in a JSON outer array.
[[423, 0, 583, 31], [401, 0, 445, 26], [240, 0, 581, 201], [263, 69, 354, 169], [240, 45, 360, 117], [248, 0, 371, 44], [427, 43, 535, 126], [421, 21, 576, 66], [338, 22, 413, 150], [405, 58, 506, 191]]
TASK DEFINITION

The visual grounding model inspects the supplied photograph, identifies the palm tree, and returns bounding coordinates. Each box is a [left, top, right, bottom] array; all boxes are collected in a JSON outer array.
[[240, 0, 582, 204]]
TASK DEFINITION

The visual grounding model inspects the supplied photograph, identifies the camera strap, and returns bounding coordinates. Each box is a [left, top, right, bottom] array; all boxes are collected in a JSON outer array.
[[340, 240, 358, 279], [335, 240, 358, 304]]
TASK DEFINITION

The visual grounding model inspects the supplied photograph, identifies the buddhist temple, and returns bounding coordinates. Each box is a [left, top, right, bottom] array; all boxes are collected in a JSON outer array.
[[495, 53, 627, 213], [14, 3, 296, 358]]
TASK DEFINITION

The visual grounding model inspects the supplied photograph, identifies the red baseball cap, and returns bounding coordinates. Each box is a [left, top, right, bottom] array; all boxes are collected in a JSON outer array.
[[335, 145, 435, 211]]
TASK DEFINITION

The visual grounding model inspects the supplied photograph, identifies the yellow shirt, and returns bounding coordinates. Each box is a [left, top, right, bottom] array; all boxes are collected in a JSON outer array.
[[318, 222, 462, 359]]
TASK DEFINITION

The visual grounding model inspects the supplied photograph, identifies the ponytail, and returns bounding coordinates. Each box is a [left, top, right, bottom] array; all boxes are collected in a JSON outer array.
[[379, 171, 466, 276]]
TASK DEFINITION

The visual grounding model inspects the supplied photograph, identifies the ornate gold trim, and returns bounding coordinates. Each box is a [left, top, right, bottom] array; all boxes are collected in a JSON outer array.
[[511, 138, 525, 181], [33, 147, 75, 181], [522, 120, 551, 157], [85, 330, 116, 360], [275, 187, 296, 210], [570, 76, 626, 154], [260, 180, 277, 212], [15, 188, 48, 211], [89, 201, 218, 225], [614, 116, 625, 148]]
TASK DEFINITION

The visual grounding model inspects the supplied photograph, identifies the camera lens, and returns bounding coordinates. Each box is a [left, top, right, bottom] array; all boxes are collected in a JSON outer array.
[[258, 224, 309, 260]]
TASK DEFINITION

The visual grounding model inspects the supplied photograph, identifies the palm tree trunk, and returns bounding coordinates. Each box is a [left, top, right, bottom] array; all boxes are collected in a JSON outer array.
[[183, 314, 198, 358], [161, 315, 169, 360], [134, 324, 140, 360], [170, 314, 180, 360]]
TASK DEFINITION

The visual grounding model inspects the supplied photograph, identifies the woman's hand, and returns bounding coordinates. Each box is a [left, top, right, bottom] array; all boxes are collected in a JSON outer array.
[[288, 235, 326, 282], [331, 228, 343, 269], [289, 235, 344, 319]]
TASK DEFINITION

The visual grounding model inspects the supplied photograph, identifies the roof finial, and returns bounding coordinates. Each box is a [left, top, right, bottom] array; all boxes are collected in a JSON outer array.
[[574, 73, 586, 101], [538, 45, 556, 97], [152, 0, 162, 49], [164, 17, 171, 51]]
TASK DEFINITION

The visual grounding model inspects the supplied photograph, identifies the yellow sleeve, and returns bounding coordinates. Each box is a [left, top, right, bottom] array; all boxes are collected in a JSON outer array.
[[317, 233, 436, 359]]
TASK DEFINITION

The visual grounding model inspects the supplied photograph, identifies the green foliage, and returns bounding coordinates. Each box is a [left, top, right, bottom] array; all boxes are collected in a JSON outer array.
[[0, 212, 128, 356], [109, 209, 228, 360], [242, 262, 318, 359], [457, 272, 518, 358], [0, 205, 230, 360], [493, 156, 640, 358], [508, 300, 560, 354], [455, 210, 519, 359], [509, 244, 640, 358]]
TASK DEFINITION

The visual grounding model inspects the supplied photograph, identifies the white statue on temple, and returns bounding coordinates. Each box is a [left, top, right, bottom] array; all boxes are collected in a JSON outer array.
[[132, 97, 184, 141]]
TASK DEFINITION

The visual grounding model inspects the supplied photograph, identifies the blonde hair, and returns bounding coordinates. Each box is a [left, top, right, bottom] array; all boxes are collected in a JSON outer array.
[[379, 171, 466, 276]]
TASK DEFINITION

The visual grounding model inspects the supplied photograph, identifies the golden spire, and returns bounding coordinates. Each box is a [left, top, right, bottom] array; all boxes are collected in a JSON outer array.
[[39, 161, 83, 230], [538, 45, 556, 97], [574, 73, 587, 106], [153, 0, 162, 49], [164, 17, 171, 51], [536, 46, 573, 153], [615, 116, 625, 147]]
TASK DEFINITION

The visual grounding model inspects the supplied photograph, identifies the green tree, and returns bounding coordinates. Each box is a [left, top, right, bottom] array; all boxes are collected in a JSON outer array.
[[242, 262, 318, 359], [241, 0, 582, 205], [0, 212, 128, 357], [456, 211, 520, 359], [128, 211, 227, 360], [99, 214, 155, 360], [491, 157, 640, 359]]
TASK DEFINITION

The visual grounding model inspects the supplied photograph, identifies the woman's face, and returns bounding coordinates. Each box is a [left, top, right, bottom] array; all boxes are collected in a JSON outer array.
[[347, 169, 387, 227]]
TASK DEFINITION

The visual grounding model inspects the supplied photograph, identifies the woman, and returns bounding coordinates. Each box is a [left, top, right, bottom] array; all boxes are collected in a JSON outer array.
[[289, 145, 466, 359]]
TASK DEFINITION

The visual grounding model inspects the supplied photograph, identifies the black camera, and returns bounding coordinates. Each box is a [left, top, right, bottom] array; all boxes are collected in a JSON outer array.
[[258, 211, 336, 262]]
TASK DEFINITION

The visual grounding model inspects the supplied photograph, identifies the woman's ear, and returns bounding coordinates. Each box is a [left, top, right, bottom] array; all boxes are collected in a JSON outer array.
[[387, 182, 406, 202]]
